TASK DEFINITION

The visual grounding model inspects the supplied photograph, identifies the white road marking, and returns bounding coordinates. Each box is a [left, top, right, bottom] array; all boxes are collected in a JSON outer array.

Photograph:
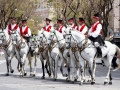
[[0, 60, 6, 64]]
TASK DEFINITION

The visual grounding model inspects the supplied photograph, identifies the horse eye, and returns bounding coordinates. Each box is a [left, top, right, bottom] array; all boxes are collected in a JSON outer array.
[[68, 38, 70, 40]]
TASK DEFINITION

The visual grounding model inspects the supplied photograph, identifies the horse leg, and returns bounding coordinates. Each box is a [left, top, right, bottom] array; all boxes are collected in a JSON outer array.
[[60, 59, 67, 77], [9, 59, 14, 73], [109, 70, 112, 85], [87, 58, 95, 85], [28, 54, 33, 76], [66, 56, 70, 81], [5, 59, 9, 76], [45, 59, 51, 77], [54, 56, 59, 81], [70, 56, 77, 84], [41, 59, 45, 79], [79, 58, 85, 85], [33, 54, 37, 77], [103, 57, 113, 85]]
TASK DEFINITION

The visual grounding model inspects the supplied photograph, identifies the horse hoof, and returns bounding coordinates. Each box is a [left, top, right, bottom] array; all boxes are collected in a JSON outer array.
[[19, 75, 23, 77], [109, 82, 112, 85], [66, 78, 70, 82], [71, 81, 74, 84], [63, 74, 68, 77], [74, 79, 77, 82], [87, 80, 91, 82], [83, 79, 86, 82], [48, 73, 51, 77], [41, 76, 45, 79], [104, 82, 108, 85], [5, 73, 9, 76], [54, 79, 57, 81], [24, 73, 27, 76], [79, 82, 83, 85], [11, 70, 14, 73], [91, 82, 95, 85], [32, 74, 35, 77]]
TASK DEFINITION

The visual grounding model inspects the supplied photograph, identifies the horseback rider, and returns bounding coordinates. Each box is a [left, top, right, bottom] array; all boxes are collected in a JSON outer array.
[[88, 13, 106, 58], [6, 17, 20, 35], [57, 19, 66, 35], [68, 18, 78, 30], [41, 18, 54, 32], [78, 18, 88, 35], [20, 19, 31, 43]]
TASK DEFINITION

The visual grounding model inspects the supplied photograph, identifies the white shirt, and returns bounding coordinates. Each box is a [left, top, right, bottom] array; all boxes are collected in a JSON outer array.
[[58, 26, 66, 35], [78, 24, 88, 34], [71, 24, 78, 30], [21, 26, 31, 37], [6, 24, 20, 34], [88, 21, 102, 38], [41, 24, 54, 32]]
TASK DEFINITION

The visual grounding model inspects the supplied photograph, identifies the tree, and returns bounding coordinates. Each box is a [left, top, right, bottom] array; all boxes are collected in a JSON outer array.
[[0, 0, 36, 29], [48, 0, 114, 38]]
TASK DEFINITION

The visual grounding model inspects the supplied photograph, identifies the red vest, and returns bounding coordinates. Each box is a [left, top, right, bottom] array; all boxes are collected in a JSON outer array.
[[58, 26, 63, 33], [43, 25, 52, 32], [8, 24, 18, 35], [20, 26, 29, 36], [79, 24, 85, 32], [72, 25, 77, 30], [92, 22, 102, 34]]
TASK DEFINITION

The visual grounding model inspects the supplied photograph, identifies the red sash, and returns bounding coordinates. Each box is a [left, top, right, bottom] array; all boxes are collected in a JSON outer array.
[[80, 24, 85, 32], [92, 22, 100, 32], [43, 26, 52, 32], [92, 22, 102, 35], [20, 26, 29, 36], [8, 24, 18, 34], [59, 26, 63, 33]]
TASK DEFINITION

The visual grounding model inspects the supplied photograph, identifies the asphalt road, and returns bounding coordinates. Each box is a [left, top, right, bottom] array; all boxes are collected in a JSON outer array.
[[0, 55, 120, 90]]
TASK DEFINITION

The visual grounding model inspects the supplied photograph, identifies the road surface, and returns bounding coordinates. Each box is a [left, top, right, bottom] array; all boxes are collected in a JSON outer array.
[[0, 55, 120, 90]]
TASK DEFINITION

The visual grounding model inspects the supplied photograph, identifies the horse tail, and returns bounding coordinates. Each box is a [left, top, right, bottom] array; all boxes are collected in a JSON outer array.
[[113, 45, 120, 71]]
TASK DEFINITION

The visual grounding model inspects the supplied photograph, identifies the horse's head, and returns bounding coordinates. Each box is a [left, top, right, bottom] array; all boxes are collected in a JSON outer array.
[[29, 35, 38, 50], [64, 30, 77, 49], [64, 26, 73, 35], [10, 30, 20, 45], [47, 29, 56, 47], [38, 31, 47, 47]]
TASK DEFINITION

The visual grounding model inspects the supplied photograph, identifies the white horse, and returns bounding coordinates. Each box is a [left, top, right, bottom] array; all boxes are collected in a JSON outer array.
[[28, 35, 39, 76], [0, 29, 15, 76], [37, 30, 51, 79], [10, 30, 29, 76], [64, 27, 120, 85], [47, 29, 71, 81]]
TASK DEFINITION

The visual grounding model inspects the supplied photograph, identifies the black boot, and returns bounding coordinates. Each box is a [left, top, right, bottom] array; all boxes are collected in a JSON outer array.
[[96, 47, 102, 58]]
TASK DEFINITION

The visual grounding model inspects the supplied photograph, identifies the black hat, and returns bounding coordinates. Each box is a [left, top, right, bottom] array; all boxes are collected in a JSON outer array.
[[68, 18, 74, 21], [94, 13, 99, 17], [57, 19, 62, 22], [46, 18, 52, 21], [22, 19, 27, 23], [78, 18, 84, 22], [10, 17, 16, 20], [93, 13, 100, 19]]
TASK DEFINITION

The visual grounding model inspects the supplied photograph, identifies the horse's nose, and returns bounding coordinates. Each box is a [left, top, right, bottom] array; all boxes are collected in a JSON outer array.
[[47, 43, 50, 47]]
